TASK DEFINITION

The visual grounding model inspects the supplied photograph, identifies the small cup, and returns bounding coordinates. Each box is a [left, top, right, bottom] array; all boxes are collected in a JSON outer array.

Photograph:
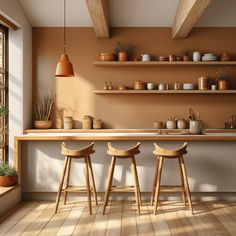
[[147, 83, 155, 90], [158, 83, 166, 90], [211, 84, 217, 90]]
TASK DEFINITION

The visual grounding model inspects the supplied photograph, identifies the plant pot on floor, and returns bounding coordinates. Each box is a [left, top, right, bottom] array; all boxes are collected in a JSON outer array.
[[34, 120, 52, 129], [0, 175, 18, 187]]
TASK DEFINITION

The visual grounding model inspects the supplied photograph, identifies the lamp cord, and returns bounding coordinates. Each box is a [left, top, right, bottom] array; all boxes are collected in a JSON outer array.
[[63, 0, 66, 54]]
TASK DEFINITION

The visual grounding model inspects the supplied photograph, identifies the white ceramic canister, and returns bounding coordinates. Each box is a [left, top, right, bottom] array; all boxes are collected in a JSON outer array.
[[177, 119, 186, 129], [189, 120, 203, 134], [158, 83, 166, 90], [147, 82, 155, 90], [166, 120, 177, 129], [64, 116, 73, 129], [193, 52, 201, 62], [141, 54, 151, 62]]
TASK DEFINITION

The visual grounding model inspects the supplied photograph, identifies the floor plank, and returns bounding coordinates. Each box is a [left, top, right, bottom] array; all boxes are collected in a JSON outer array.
[[21, 202, 55, 236], [106, 201, 122, 236], [121, 200, 137, 236], [0, 201, 38, 236], [161, 201, 188, 236], [38, 201, 74, 235], [136, 201, 155, 236], [206, 201, 236, 235], [56, 201, 85, 236], [0, 200, 235, 236], [4, 202, 49, 236], [148, 202, 171, 236], [72, 201, 99, 236]]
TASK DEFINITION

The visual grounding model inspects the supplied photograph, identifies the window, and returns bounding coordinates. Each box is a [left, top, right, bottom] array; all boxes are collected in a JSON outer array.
[[0, 25, 8, 162]]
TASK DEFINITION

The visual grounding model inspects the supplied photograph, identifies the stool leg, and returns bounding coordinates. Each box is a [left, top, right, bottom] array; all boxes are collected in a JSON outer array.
[[150, 157, 160, 206], [64, 157, 72, 205], [178, 157, 186, 206], [103, 156, 116, 215], [154, 156, 164, 215], [55, 156, 69, 213], [87, 155, 98, 206], [131, 156, 141, 214], [85, 156, 92, 215], [180, 156, 193, 215]]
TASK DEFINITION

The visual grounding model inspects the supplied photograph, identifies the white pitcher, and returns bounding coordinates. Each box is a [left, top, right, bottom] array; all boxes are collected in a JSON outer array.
[[189, 120, 203, 134]]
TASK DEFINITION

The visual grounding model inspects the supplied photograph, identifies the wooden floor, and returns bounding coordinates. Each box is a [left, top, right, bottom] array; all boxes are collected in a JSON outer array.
[[0, 200, 236, 235]]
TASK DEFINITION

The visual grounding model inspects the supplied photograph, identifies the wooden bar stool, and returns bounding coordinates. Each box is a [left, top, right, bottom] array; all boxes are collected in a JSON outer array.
[[55, 142, 98, 215], [103, 142, 142, 214], [150, 142, 193, 215]]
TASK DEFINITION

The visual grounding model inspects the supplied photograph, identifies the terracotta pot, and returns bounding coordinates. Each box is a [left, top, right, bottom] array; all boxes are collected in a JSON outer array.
[[34, 120, 52, 129], [99, 53, 115, 61], [133, 81, 146, 90], [183, 55, 191, 61], [218, 80, 228, 90], [0, 175, 18, 187], [118, 52, 128, 61]]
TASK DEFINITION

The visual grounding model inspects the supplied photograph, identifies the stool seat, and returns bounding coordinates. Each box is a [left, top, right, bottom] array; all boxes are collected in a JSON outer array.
[[61, 142, 95, 157], [103, 142, 142, 214], [153, 142, 187, 157], [107, 142, 140, 157], [55, 142, 98, 215], [151, 142, 193, 215]]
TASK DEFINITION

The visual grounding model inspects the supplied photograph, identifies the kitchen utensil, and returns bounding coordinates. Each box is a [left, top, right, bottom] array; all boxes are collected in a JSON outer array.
[[82, 115, 93, 129], [134, 81, 146, 90], [189, 120, 203, 134], [193, 52, 201, 61], [141, 54, 151, 62], [211, 85, 217, 90], [158, 83, 165, 90], [63, 116, 73, 129], [118, 52, 128, 61], [220, 52, 231, 61], [177, 119, 186, 129], [183, 83, 196, 90], [147, 83, 155, 90], [218, 80, 228, 90], [118, 84, 127, 90], [99, 53, 115, 61], [153, 121, 163, 129], [166, 120, 176, 129], [174, 82, 181, 90], [93, 119, 102, 129], [198, 76, 209, 90]]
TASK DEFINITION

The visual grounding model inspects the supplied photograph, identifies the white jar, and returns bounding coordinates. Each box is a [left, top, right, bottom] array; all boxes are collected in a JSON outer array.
[[147, 82, 155, 90], [64, 116, 73, 129], [189, 120, 203, 134], [193, 52, 201, 62], [158, 83, 166, 90], [177, 119, 186, 129], [166, 120, 176, 129]]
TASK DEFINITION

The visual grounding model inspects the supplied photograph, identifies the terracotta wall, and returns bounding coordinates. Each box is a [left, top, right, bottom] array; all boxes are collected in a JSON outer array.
[[33, 27, 236, 129]]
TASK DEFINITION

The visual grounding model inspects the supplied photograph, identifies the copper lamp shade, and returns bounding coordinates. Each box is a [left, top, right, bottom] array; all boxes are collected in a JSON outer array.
[[55, 53, 74, 77]]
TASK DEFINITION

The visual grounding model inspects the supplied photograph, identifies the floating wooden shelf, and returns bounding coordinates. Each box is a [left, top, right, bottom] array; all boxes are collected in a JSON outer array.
[[93, 90, 236, 94], [93, 61, 236, 66]]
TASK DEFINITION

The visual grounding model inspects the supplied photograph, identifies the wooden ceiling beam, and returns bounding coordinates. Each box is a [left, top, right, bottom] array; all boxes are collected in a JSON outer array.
[[172, 0, 213, 39], [86, 0, 110, 39]]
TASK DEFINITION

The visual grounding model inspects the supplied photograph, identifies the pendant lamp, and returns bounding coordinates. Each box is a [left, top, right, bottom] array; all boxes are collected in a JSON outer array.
[[55, 0, 74, 77]]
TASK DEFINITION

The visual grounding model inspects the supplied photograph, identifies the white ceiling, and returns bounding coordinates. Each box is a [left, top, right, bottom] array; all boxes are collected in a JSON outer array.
[[18, 0, 236, 27]]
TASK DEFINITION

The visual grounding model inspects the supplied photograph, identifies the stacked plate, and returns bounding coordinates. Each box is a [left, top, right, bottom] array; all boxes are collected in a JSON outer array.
[[201, 53, 218, 61]]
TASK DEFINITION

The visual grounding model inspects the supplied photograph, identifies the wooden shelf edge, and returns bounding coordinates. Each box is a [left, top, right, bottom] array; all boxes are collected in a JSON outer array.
[[0, 184, 20, 199], [93, 61, 236, 66], [93, 90, 236, 94]]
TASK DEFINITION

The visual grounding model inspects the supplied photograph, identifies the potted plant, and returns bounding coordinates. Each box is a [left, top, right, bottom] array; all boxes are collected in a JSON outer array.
[[114, 42, 133, 61], [34, 92, 55, 129], [0, 161, 18, 187], [181, 49, 192, 61], [216, 68, 230, 90]]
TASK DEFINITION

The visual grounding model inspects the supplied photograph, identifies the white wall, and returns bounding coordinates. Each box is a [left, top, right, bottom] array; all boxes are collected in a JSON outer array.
[[21, 140, 236, 200], [0, 0, 32, 163]]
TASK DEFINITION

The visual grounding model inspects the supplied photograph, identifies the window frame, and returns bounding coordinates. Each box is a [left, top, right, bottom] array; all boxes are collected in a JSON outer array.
[[0, 24, 8, 162]]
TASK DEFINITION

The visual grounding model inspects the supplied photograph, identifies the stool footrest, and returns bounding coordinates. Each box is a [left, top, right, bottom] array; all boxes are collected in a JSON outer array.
[[63, 186, 94, 193], [110, 185, 135, 193], [160, 186, 183, 192]]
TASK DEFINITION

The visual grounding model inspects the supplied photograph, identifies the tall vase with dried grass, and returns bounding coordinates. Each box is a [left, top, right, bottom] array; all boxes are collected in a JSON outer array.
[[34, 92, 55, 129]]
